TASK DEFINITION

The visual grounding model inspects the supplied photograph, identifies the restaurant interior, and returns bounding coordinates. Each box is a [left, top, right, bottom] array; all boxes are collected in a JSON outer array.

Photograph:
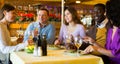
[[0, 0, 108, 64], [0, 0, 107, 37]]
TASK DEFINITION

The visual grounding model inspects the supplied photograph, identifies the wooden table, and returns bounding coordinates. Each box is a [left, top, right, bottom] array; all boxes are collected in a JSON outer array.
[[10, 50, 104, 64]]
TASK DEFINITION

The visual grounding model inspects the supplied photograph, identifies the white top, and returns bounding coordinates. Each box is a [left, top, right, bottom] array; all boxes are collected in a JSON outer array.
[[0, 22, 28, 61], [98, 18, 108, 28]]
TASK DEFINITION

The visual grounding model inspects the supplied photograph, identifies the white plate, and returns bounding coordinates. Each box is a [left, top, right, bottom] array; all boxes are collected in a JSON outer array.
[[47, 45, 64, 50]]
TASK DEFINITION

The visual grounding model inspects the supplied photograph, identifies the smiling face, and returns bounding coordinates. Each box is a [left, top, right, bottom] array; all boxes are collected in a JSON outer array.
[[4, 10, 16, 22], [37, 10, 49, 24], [93, 6, 105, 22], [64, 9, 73, 23]]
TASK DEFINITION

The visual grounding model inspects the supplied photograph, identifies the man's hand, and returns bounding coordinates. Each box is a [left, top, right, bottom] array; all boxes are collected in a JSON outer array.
[[28, 39, 34, 46], [83, 36, 96, 45]]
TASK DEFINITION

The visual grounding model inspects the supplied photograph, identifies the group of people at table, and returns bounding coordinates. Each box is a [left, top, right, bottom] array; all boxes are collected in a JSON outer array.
[[0, 0, 120, 64]]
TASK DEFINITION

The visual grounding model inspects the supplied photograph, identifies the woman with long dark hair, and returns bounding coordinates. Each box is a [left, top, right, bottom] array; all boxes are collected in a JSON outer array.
[[54, 6, 86, 46], [0, 4, 28, 64], [83, 0, 120, 64]]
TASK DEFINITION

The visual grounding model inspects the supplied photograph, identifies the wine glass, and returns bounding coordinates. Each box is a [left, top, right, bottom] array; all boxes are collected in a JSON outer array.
[[74, 37, 82, 56], [33, 28, 39, 37], [65, 35, 71, 44], [28, 31, 34, 45], [64, 34, 72, 51], [17, 30, 24, 37]]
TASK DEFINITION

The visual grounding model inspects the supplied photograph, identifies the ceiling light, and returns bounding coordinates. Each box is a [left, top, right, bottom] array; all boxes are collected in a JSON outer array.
[[76, 1, 81, 3]]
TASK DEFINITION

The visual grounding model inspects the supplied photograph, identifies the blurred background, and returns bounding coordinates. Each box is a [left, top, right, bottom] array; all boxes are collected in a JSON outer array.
[[0, 0, 107, 37]]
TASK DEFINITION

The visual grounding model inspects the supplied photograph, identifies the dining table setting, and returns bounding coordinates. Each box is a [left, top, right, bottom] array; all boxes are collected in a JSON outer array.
[[10, 42, 104, 64]]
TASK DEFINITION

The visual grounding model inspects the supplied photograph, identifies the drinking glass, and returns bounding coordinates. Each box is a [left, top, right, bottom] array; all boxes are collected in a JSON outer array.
[[64, 34, 72, 50], [17, 30, 24, 37], [33, 28, 39, 37], [28, 31, 34, 45], [74, 37, 82, 56], [65, 35, 71, 43]]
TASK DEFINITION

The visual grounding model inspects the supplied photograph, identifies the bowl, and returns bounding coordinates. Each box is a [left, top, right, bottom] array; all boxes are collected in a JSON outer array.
[[25, 45, 34, 53]]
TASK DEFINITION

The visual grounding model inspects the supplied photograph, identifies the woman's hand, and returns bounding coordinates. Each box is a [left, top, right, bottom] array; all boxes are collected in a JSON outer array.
[[83, 45, 95, 54], [83, 45, 98, 54], [16, 35, 24, 43], [54, 39, 61, 45]]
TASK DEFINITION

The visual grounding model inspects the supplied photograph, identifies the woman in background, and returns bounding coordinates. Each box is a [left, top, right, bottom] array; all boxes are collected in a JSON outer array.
[[54, 6, 86, 46], [0, 4, 28, 64]]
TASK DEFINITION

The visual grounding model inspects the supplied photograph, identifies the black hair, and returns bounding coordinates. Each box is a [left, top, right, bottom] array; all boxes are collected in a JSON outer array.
[[94, 3, 105, 13], [38, 8, 49, 15], [106, 0, 120, 27], [0, 3, 15, 20], [64, 6, 81, 25]]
